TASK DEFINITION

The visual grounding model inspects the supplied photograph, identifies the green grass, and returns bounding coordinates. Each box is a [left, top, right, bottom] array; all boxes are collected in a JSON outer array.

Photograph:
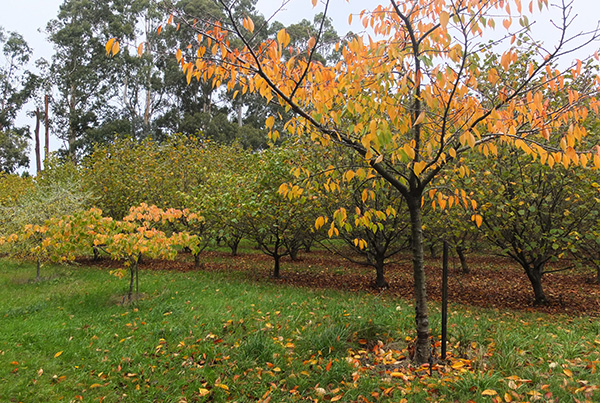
[[0, 259, 599, 402]]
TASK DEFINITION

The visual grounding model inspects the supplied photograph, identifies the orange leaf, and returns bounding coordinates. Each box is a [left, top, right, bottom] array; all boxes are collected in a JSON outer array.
[[326, 360, 333, 372], [105, 38, 116, 56], [243, 16, 255, 33], [312, 0, 318, 7], [137, 43, 144, 57]]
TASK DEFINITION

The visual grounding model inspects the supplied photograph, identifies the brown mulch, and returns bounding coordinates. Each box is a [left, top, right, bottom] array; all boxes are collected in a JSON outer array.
[[78, 250, 600, 317]]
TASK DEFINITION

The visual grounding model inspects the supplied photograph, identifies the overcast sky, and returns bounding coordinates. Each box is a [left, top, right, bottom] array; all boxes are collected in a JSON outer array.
[[0, 0, 598, 171]]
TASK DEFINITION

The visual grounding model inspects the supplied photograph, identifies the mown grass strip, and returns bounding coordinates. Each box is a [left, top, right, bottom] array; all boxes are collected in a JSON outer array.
[[0, 259, 598, 402]]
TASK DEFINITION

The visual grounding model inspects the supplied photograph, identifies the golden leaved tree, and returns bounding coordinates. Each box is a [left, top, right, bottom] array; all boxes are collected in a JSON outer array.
[[108, 0, 600, 363]]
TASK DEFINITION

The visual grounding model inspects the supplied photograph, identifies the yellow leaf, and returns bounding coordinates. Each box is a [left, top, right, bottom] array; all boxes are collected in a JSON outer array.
[[215, 383, 229, 391], [277, 29, 290, 47], [112, 41, 120, 56], [413, 110, 426, 126], [90, 383, 102, 388], [198, 388, 210, 397], [105, 38, 116, 56], [504, 392, 513, 402], [331, 395, 343, 402], [440, 11, 450, 28], [176, 49, 183, 62], [54, 351, 63, 358], [563, 368, 573, 377], [266, 116, 275, 129], [481, 389, 497, 396], [308, 36, 316, 49]]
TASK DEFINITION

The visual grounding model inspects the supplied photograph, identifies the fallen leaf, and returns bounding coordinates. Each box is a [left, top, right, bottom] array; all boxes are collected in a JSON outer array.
[[54, 351, 63, 358], [482, 389, 497, 396]]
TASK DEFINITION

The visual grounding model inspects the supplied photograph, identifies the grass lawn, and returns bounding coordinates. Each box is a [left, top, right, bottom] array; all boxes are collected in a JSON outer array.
[[0, 259, 599, 402]]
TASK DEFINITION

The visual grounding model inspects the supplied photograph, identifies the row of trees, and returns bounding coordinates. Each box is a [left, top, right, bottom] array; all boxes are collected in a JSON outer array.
[[3, 137, 600, 304]]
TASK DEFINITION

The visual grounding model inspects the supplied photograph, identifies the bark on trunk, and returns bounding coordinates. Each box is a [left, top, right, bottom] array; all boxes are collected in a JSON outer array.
[[272, 254, 281, 278], [429, 243, 438, 259], [135, 261, 139, 300], [374, 255, 389, 288], [194, 253, 201, 268], [68, 84, 77, 162], [303, 239, 313, 253], [228, 237, 240, 256], [456, 246, 469, 274], [36, 257, 41, 282], [525, 265, 547, 305], [34, 108, 41, 173], [44, 94, 49, 160], [128, 264, 135, 302], [289, 243, 300, 261], [408, 196, 430, 364]]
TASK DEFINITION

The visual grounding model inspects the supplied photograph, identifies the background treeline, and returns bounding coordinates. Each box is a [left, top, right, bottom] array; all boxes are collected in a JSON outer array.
[[0, 0, 342, 172]]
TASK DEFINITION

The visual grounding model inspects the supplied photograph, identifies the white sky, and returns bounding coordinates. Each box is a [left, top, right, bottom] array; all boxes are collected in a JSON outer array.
[[0, 0, 599, 172]]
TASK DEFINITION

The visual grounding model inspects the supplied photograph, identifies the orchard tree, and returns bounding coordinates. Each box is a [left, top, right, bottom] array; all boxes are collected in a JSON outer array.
[[235, 146, 315, 278], [478, 147, 597, 304], [109, 0, 600, 363], [316, 160, 411, 288], [0, 159, 92, 279]]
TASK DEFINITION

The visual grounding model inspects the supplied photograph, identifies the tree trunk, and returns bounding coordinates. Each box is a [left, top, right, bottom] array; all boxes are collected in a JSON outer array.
[[237, 103, 243, 127], [289, 242, 300, 261], [128, 264, 135, 302], [68, 84, 77, 162], [36, 257, 41, 282], [456, 245, 469, 274], [303, 238, 313, 253], [44, 94, 50, 161], [272, 254, 281, 278], [407, 196, 430, 364], [135, 260, 139, 300], [429, 243, 438, 259], [34, 108, 41, 173], [194, 253, 201, 268], [374, 255, 389, 288], [524, 265, 547, 305], [228, 237, 241, 256]]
